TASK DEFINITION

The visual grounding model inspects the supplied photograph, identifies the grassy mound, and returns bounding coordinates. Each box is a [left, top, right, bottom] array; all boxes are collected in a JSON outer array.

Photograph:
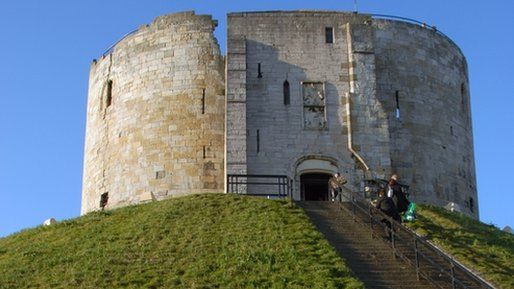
[[407, 205, 514, 289], [0, 194, 363, 289]]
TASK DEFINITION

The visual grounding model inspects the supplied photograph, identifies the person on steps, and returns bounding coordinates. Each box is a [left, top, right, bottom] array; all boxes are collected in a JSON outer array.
[[376, 188, 400, 239], [329, 172, 347, 202], [387, 174, 410, 216]]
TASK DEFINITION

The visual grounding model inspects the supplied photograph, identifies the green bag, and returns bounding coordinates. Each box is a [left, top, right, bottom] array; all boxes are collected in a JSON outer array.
[[403, 202, 417, 222]]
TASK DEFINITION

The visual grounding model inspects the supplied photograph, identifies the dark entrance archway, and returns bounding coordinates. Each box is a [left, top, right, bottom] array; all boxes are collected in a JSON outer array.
[[301, 173, 331, 201]]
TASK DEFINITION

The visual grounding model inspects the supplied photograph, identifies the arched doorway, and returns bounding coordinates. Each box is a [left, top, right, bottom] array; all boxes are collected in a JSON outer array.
[[301, 173, 331, 201]]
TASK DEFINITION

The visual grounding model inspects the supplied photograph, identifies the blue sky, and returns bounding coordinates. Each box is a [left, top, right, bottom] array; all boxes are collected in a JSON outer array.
[[0, 0, 513, 237]]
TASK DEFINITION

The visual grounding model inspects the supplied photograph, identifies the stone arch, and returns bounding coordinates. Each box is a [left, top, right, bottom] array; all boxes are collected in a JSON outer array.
[[292, 155, 340, 200]]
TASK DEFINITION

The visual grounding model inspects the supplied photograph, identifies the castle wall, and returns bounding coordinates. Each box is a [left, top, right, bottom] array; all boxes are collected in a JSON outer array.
[[226, 12, 393, 198], [373, 20, 478, 216], [226, 11, 477, 216], [81, 12, 225, 214], [82, 10, 478, 218]]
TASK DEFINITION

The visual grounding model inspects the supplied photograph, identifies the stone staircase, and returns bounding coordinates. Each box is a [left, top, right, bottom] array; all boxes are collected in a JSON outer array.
[[298, 201, 439, 289]]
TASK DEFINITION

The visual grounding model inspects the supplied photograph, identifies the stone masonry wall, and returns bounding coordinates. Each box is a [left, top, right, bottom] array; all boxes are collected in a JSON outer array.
[[81, 11, 225, 214], [226, 12, 477, 216], [373, 19, 478, 217], [226, 12, 390, 198], [82, 10, 478, 218]]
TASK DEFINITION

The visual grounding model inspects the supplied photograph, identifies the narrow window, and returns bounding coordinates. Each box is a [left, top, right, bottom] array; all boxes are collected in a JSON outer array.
[[461, 83, 466, 109], [257, 63, 262, 78], [469, 197, 475, 213], [395, 90, 400, 119], [283, 80, 290, 105], [325, 27, 334, 43], [450, 125, 454, 136], [201, 88, 206, 114], [203, 145, 206, 159], [156, 170, 166, 179], [100, 192, 109, 210], [106, 80, 113, 107], [256, 129, 260, 153]]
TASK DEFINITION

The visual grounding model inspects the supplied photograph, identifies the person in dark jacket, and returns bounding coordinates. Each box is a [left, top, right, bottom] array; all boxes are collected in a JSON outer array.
[[376, 189, 400, 221], [376, 189, 400, 239], [387, 175, 410, 214]]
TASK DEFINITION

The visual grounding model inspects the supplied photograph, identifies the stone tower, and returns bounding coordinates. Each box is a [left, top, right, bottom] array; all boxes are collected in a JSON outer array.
[[226, 11, 477, 217], [81, 12, 225, 214], [83, 10, 478, 218]]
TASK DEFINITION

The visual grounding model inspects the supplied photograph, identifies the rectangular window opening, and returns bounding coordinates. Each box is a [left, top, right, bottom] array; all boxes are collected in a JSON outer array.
[[100, 192, 109, 210], [325, 27, 334, 43], [201, 88, 206, 114], [257, 63, 262, 78], [395, 90, 400, 119], [106, 80, 113, 107], [461, 82, 466, 110], [256, 129, 260, 153], [203, 145, 206, 159], [156, 170, 166, 179], [283, 80, 290, 105]]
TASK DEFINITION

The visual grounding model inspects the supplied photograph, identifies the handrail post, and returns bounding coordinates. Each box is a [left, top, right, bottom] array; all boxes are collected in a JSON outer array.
[[351, 195, 356, 222], [276, 177, 285, 198], [414, 238, 420, 280], [391, 219, 396, 259], [451, 262, 456, 289], [369, 206, 373, 238], [287, 178, 292, 202]]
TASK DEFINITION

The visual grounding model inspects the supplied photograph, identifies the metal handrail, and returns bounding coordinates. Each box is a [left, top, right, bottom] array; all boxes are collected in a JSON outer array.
[[102, 28, 139, 57], [227, 174, 293, 201], [368, 13, 462, 54], [338, 189, 495, 289]]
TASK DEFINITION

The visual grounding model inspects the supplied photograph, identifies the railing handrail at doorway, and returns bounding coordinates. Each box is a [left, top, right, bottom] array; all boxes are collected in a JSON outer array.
[[227, 174, 293, 201]]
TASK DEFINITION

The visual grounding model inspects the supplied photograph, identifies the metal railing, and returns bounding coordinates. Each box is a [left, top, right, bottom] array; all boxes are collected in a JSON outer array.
[[369, 13, 461, 53], [227, 174, 293, 200], [102, 28, 139, 57], [339, 188, 495, 289]]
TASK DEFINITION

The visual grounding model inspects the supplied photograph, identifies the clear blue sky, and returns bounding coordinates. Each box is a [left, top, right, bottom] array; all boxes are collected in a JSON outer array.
[[1, 0, 513, 237]]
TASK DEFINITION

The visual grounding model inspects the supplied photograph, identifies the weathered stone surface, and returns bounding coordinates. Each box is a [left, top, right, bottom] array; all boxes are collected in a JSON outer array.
[[226, 11, 477, 217], [373, 19, 477, 217], [83, 10, 478, 218], [82, 11, 225, 214]]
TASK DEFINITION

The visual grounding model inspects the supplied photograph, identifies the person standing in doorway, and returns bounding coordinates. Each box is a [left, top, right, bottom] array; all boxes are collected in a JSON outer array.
[[329, 172, 347, 202]]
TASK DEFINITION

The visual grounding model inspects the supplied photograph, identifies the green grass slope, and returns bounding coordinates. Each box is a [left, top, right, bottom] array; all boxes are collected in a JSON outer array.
[[0, 194, 363, 289], [407, 205, 514, 289]]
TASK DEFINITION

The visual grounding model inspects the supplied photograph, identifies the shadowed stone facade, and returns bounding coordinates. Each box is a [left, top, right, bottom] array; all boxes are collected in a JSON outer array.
[[83, 11, 478, 218]]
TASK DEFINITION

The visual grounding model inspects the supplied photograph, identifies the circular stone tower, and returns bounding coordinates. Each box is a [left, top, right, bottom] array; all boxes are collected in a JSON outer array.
[[225, 11, 478, 217], [81, 11, 225, 214], [372, 19, 477, 215]]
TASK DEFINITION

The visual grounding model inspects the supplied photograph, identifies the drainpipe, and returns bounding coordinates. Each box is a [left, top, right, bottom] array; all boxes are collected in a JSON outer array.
[[345, 24, 371, 175], [345, 92, 370, 172]]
